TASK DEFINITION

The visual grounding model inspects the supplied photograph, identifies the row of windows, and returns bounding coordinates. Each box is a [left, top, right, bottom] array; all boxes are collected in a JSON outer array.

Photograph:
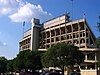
[[41, 32, 86, 40], [39, 38, 86, 49], [41, 38, 85, 44], [41, 23, 85, 38], [40, 32, 86, 44], [21, 44, 30, 50], [20, 38, 31, 46]]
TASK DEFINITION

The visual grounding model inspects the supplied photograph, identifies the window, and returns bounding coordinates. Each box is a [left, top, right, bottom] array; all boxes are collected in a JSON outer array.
[[61, 27, 65, 34], [73, 24, 78, 32], [51, 30, 55, 37], [51, 38, 54, 42], [61, 36, 65, 40], [79, 22, 84, 30], [47, 39, 50, 43], [55, 28, 60, 35], [66, 25, 72, 33], [46, 31, 50, 38], [56, 37, 59, 41], [80, 39, 85, 44]]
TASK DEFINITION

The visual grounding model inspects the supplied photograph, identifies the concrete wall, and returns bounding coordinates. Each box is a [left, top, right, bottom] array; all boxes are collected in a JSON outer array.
[[81, 70, 97, 75]]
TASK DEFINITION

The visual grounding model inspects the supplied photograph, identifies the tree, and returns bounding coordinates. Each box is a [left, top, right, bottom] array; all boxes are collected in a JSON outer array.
[[95, 37, 100, 48], [7, 59, 14, 74], [14, 50, 42, 73], [97, 15, 100, 31], [0, 57, 7, 75], [42, 43, 84, 75]]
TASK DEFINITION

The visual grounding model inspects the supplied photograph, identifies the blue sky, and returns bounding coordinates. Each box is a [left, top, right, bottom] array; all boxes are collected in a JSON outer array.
[[0, 0, 100, 59]]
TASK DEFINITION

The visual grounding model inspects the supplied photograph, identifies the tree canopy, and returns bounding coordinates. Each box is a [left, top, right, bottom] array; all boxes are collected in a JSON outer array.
[[7, 59, 15, 74], [42, 43, 84, 75], [0, 57, 7, 74], [97, 15, 100, 32], [95, 37, 100, 48], [14, 50, 42, 72]]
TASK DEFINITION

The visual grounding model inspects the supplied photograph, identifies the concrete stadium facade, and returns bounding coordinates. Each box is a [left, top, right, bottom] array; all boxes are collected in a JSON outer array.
[[19, 14, 100, 75]]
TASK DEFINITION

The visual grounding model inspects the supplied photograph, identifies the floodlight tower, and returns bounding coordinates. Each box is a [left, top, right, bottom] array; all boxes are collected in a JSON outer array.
[[23, 21, 25, 38]]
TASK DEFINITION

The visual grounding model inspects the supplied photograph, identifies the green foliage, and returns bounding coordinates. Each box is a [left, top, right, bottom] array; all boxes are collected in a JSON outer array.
[[7, 60, 14, 72], [0, 57, 7, 73], [42, 43, 84, 69], [0, 50, 42, 74], [95, 37, 100, 47], [97, 15, 100, 32], [14, 50, 42, 72]]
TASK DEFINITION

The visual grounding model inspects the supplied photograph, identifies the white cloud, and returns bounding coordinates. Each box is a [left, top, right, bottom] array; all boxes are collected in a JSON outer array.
[[9, 3, 52, 22], [0, 0, 19, 15], [0, 0, 52, 22]]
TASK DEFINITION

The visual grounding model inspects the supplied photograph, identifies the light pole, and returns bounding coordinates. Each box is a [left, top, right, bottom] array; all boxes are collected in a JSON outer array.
[[22, 21, 25, 38]]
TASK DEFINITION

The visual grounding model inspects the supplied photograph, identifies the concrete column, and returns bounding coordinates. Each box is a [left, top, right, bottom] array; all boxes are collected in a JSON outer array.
[[31, 18, 40, 51], [85, 65, 87, 69], [65, 24, 67, 43], [59, 28, 61, 42], [78, 21, 80, 48], [54, 28, 56, 43], [95, 52, 97, 61], [95, 63, 97, 69], [41, 33, 43, 48], [85, 54, 87, 60], [50, 28, 51, 47], [84, 19, 87, 48], [45, 31, 47, 48], [59, 17, 61, 42], [71, 23, 73, 43]]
